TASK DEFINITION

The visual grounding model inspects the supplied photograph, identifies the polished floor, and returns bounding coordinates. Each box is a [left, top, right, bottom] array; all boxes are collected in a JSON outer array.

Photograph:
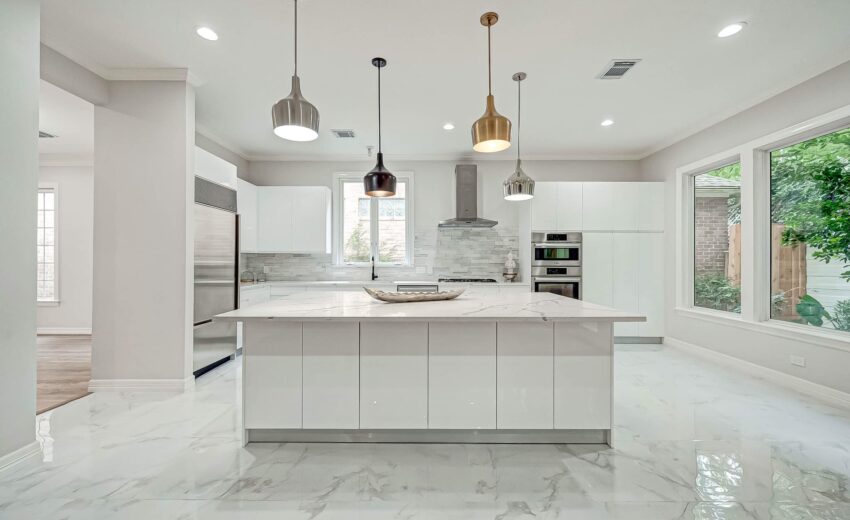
[[2, 344, 849, 519], [36, 335, 91, 414]]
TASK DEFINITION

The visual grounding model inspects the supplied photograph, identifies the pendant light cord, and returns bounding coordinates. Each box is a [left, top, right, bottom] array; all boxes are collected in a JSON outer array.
[[516, 79, 521, 159], [487, 25, 492, 95], [377, 65, 382, 153], [293, 0, 298, 76]]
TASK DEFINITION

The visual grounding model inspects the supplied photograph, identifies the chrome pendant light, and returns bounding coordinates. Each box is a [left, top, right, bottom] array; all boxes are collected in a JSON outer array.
[[503, 72, 535, 201], [472, 12, 511, 153], [272, 0, 319, 141], [364, 57, 396, 197]]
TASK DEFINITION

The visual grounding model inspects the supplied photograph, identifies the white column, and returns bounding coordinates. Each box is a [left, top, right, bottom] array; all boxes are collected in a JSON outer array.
[[90, 79, 196, 388], [0, 0, 39, 465]]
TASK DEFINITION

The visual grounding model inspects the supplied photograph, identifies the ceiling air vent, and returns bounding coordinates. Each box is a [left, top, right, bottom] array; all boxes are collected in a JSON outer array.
[[598, 59, 641, 80], [39, 131, 58, 138], [331, 129, 356, 139]]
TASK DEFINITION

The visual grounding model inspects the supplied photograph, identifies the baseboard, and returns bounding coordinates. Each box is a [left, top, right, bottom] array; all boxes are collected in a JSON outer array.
[[0, 441, 40, 473], [36, 327, 92, 335], [665, 337, 850, 409], [88, 376, 195, 392]]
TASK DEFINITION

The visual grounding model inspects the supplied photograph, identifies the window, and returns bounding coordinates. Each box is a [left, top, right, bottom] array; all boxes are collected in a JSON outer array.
[[769, 127, 850, 334], [37, 187, 58, 303], [335, 173, 413, 265], [692, 162, 742, 313]]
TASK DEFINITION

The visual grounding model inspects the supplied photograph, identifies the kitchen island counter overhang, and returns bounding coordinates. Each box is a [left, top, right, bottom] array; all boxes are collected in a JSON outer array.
[[216, 291, 644, 445]]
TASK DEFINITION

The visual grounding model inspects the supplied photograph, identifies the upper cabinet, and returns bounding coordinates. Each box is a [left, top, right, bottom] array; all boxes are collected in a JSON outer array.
[[238, 181, 331, 254], [195, 146, 238, 190], [237, 179, 259, 253], [531, 181, 664, 232], [531, 182, 583, 230], [257, 186, 331, 254]]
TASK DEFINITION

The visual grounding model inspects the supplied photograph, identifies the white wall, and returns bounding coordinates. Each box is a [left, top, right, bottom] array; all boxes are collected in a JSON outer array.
[[37, 164, 94, 334], [640, 60, 850, 394], [0, 0, 39, 464], [247, 159, 640, 232], [91, 80, 196, 385], [195, 132, 249, 181]]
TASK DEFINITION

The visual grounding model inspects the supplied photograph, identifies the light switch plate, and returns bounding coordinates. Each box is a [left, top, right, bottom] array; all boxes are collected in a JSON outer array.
[[790, 355, 806, 367]]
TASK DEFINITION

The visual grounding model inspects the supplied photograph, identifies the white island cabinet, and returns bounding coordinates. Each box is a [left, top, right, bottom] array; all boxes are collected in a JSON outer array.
[[217, 291, 643, 446]]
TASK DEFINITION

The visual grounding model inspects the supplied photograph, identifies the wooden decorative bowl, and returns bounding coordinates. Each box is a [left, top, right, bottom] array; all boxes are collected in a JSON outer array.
[[363, 287, 465, 303]]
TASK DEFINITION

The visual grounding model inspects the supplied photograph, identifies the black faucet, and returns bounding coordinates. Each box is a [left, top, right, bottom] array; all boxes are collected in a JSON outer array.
[[371, 256, 378, 280]]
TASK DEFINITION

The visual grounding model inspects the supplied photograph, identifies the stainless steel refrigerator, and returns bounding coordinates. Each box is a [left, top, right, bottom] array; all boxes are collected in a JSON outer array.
[[193, 176, 238, 376]]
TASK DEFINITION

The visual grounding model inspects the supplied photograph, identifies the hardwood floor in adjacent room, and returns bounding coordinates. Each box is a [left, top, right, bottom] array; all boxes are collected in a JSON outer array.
[[37, 334, 91, 414]]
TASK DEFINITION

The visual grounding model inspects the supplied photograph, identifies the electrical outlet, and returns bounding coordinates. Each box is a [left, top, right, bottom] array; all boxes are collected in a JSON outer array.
[[263, 266, 271, 274], [790, 355, 806, 368]]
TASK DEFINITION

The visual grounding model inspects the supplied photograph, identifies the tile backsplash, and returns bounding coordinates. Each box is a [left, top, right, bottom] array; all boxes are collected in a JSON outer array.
[[241, 227, 519, 282]]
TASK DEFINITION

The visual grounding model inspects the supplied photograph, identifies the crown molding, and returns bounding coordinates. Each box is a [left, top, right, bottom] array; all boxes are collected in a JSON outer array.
[[195, 123, 250, 160], [39, 153, 94, 167], [103, 68, 204, 86]]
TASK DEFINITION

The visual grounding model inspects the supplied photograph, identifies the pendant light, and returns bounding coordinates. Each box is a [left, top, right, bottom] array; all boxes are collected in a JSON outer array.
[[471, 12, 511, 153], [503, 72, 535, 201], [272, 0, 319, 141], [363, 57, 396, 197]]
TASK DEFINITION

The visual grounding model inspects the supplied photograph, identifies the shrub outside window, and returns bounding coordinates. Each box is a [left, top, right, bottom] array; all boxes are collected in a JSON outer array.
[[769, 127, 850, 334]]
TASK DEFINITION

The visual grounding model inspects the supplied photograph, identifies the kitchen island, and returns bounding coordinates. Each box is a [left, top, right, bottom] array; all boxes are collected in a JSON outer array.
[[216, 290, 644, 446]]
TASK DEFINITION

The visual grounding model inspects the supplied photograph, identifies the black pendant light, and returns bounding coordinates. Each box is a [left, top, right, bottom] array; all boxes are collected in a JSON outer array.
[[364, 57, 396, 197]]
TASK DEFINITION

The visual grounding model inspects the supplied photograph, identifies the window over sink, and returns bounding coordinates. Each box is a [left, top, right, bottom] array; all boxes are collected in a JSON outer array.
[[334, 172, 414, 266]]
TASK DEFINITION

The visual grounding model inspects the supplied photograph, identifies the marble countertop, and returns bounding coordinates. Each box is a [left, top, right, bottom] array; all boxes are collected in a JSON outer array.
[[240, 280, 531, 290], [218, 290, 644, 323]]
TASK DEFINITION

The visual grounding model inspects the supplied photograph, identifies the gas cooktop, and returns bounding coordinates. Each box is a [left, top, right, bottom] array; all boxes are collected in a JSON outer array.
[[438, 278, 498, 283]]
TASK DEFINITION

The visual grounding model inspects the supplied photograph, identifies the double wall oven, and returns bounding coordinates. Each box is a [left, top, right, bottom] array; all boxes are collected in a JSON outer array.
[[531, 231, 582, 299]]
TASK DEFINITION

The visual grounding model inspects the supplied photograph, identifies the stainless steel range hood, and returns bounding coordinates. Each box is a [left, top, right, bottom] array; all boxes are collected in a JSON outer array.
[[438, 165, 498, 228]]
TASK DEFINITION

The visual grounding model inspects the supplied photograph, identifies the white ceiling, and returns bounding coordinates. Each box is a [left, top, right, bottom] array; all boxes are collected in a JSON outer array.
[[39, 80, 94, 157], [40, 0, 850, 161]]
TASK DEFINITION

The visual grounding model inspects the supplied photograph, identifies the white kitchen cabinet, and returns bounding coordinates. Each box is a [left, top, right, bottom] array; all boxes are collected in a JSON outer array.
[[428, 322, 497, 429], [554, 322, 612, 430], [302, 322, 359, 429], [637, 233, 665, 336], [581, 183, 614, 231], [557, 182, 583, 230], [637, 183, 665, 232], [582, 182, 641, 231], [360, 322, 428, 429], [497, 322, 554, 429], [612, 233, 640, 336], [531, 182, 582, 230], [195, 146, 237, 190], [256, 186, 331, 253], [531, 182, 559, 230], [581, 233, 614, 307], [237, 179, 258, 253], [257, 187, 294, 252], [243, 321, 302, 429]]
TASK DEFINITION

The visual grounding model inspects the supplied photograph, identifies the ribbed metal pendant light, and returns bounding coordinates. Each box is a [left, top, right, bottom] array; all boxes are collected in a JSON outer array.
[[503, 72, 535, 201], [272, 0, 319, 141], [471, 12, 511, 153], [364, 57, 396, 197]]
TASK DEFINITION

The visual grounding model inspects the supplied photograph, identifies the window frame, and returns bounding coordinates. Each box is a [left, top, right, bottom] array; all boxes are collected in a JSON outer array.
[[332, 172, 415, 266], [37, 182, 60, 306], [675, 104, 850, 350]]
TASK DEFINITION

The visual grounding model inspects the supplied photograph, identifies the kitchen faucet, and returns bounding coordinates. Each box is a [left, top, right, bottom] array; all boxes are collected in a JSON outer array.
[[371, 256, 378, 280]]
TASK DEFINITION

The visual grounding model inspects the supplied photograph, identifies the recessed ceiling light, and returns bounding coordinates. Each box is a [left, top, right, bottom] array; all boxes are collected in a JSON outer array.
[[196, 26, 219, 41], [443, 122, 455, 131], [717, 22, 746, 38], [601, 119, 614, 127]]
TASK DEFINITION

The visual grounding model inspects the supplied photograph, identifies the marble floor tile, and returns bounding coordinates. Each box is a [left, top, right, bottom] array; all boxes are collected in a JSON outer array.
[[2, 344, 850, 520]]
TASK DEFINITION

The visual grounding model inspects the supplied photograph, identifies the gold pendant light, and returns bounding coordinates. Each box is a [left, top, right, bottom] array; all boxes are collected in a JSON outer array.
[[472, 12, 511, 153]]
